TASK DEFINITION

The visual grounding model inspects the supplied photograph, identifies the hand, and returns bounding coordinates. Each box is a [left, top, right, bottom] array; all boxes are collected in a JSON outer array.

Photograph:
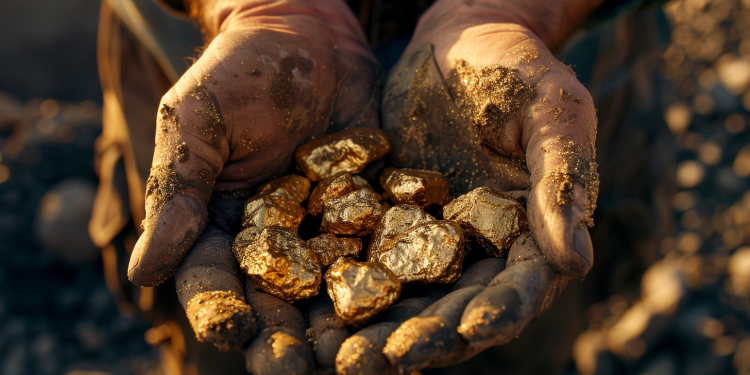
[[127, 0, 380, 286], [371, 0, 601, 371], [124, 1, 379, 373]]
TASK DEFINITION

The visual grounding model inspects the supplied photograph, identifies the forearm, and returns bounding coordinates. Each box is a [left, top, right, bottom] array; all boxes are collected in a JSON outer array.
[[416, 0, 607, 50]]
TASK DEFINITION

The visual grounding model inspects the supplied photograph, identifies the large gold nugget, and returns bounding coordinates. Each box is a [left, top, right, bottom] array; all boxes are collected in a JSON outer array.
[[307, 233, 362, 267], [242, 195, 305, 234], [235, 227, 321, 302], [325, 257, 401, 326], [368, 221, 466, 284], [256, 175, 311, 204], [368, 205, 435, 255], [442, 186, 528, 257], [295, 128, 391, 181], [321, 189, 385, 236], [382, 169, 450, 209]]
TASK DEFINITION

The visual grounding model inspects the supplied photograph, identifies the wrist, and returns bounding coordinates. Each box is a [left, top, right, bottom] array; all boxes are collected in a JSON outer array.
[[416, 0, 606, 50]]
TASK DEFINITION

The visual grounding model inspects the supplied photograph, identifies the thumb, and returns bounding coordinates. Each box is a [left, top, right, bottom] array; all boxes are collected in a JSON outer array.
[[524, 72, 599, 278], [128, 80, 228, 286]]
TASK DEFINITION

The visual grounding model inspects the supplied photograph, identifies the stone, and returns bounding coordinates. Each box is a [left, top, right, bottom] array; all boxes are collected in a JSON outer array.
[[368, 205, 435, 253], [241, 195, 305, 234], [368, 220, 466, 285], [442, 186, 527, 257], [234, 227, 321, 302], [295, 128, 391, 181], [321, 189, 385, 236], [308, 173, 358, 216], [382, 169, 450, 209], [307, 233, 362, 267], [325, 257, 401, 326], [256, 175, 311, 204]]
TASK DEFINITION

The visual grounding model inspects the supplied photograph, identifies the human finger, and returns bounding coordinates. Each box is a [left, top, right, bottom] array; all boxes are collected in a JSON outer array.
[[458, 233, 569, 348], [127, 80, 230, 286], [175, 224, 257, 352], [521, 66, 599, 277], [335, 293, 445, 375], [305, 295, 352, 374], [243, 280, 315, 375], [382, 258, 506, 372]]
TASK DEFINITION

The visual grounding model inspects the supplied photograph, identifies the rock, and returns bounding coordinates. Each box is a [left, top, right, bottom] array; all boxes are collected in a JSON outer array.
[[308, 173, 364, 216], [368, 220, 466, 284], [34, 178, 99, 265], [256, 175, 311, 204], [443, 186, 527, 257], [382, 169, 450, 209], [307, 233, 362, 268], [241, 195, 305, 234], [234, 227, 321, 302], [321, 189, 384, 236], [295, 128, 391, 181], [367, 205, 435, 253], [325, 258, 401, 326]]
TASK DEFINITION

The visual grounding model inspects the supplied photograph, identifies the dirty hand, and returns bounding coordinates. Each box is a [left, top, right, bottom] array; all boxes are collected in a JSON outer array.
[[127, 0, 380, 287], [126, 1, 379, 373], [368, 0, 603, 372]]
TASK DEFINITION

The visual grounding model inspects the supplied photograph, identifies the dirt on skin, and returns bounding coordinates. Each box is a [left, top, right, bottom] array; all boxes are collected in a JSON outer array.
[[185, 290, 256, 351], [544, 135, 600, 227], [446, 59, 536, 158]]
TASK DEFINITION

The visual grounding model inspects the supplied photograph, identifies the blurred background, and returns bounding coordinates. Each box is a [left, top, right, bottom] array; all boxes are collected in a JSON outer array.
[[1, 0, 750, 374]]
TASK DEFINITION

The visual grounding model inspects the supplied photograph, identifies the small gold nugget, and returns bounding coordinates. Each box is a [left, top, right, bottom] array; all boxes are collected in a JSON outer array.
[[256, 175, 311, 204], [234, 227, 321, 302], [307, 173, 368, 216], [295, 128, 391, 181], [368, 220, 466, 284], [443, 186, 528, 257], [382, 169, 450, 209], [307, 233, 362, 267], [321, 189, 385, 236], [242, 195, 305, 234], [325, 257, 401, 326], [185, 291, 255, 351]]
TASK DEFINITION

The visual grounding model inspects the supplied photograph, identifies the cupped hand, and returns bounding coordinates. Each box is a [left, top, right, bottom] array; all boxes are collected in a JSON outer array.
[[124, 1, 380, 373], [127, 0, 381, 287], [369, 0, 600, 372]]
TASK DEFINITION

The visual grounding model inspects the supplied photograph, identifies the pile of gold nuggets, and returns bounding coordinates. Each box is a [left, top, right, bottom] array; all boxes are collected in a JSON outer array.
[[232, 127, 528, 326]]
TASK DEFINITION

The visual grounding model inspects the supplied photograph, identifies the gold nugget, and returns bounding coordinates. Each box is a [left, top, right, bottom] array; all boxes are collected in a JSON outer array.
[[367, 205, 435, 254], [185, 291, 255, 351], [443, 186, 528, 257], [241, 195, 305, 234], [325, 257, 401, 326], [307, 173, 359, 216], [234, 227, 321, 302], [368, 221, 466, 284], [295, 128, 391, 181], [321, 189, 385, 236], [382, 169, 450, 209], [256, 175, 311, 204], [307, 233, 362, 267]]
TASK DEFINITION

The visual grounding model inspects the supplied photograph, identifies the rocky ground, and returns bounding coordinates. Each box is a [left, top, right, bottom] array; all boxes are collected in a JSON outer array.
[[0, 96, 160, 375]]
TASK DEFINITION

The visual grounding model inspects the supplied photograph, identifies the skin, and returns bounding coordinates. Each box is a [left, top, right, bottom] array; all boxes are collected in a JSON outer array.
[[127, 0, 604, 373]]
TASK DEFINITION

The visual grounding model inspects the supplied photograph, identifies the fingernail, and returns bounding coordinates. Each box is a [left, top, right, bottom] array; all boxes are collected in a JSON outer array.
[[573, 223, 593, 266]]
